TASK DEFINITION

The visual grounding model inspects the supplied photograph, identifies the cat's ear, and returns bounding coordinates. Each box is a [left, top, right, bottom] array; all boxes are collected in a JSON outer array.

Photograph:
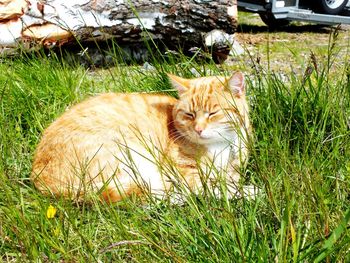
[[167, 74, 189, 95], [227, 72, 245, 97]]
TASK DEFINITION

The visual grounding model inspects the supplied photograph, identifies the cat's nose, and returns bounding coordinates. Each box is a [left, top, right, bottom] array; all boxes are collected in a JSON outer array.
[[194, 126, 203, 135]]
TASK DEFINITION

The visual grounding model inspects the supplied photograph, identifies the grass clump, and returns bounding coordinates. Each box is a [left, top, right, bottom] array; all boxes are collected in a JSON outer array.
[[1, 35, 350, 262]]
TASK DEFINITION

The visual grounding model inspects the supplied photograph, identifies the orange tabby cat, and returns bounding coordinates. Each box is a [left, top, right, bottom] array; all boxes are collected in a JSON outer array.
[[31, 72, 253, 203]]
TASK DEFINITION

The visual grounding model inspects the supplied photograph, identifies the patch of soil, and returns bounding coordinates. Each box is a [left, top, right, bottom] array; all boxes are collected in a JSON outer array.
[[229, 13, 350, 75]]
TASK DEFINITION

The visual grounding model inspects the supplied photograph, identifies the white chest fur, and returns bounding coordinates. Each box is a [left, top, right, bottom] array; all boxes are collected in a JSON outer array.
[[206, 129, 241, 168], [207, 142, 234, 170]]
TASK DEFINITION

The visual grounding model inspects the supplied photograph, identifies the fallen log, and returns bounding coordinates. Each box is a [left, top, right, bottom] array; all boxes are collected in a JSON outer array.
[[0, 0, 238, 63]]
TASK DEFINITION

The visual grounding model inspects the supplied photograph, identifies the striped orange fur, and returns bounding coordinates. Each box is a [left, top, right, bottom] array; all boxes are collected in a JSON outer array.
[[31, 72, 251, 202]]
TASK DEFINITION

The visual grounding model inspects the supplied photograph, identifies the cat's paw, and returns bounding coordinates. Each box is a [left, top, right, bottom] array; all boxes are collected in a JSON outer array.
[[227, 184, 261, 200], [241, 185, 261, 200]]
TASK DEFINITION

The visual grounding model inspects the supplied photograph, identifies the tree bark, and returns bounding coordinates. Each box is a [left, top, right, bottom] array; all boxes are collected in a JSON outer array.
[[0, 0, 237, 62]]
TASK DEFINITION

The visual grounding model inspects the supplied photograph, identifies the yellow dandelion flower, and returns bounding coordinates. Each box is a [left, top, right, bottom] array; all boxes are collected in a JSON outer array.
[[46, 205, 57, 219]]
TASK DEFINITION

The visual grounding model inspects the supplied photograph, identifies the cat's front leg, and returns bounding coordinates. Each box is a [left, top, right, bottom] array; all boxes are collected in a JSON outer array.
[[198, 157, 259, 200], [224, 161, 260, 200], [224, 178, 260, 200]]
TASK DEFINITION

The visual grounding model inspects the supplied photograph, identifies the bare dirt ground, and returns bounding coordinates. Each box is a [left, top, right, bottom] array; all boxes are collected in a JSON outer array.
[[231, 12, 350, 75]]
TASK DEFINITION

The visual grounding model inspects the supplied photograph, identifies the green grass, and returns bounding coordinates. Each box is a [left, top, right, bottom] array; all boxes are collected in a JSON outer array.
[[1, 31, 350, 262]]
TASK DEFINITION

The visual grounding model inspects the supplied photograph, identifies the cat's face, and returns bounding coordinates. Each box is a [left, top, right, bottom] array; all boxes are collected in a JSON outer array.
[[169, 72, 248, 146]]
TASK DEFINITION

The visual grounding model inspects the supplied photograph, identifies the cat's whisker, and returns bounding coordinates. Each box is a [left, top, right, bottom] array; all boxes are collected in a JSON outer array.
[[171, 134, 189, 144]]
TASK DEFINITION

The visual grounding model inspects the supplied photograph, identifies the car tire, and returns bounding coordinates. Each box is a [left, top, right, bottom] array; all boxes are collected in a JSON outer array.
[[317, 0, 348, 15], [259, 12, 290, 29]]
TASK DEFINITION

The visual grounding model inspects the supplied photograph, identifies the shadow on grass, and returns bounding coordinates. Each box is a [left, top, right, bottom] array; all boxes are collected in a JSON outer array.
[[237, 23, 332, 34]]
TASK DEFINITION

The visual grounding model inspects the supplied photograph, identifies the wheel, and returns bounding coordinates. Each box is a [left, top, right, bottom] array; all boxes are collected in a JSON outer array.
[[318, 0, 348, 15], [259, 12, 290, 29]]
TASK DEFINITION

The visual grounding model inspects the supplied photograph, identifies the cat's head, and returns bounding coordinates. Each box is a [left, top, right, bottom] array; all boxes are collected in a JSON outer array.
[[169, 72, 249, 146]]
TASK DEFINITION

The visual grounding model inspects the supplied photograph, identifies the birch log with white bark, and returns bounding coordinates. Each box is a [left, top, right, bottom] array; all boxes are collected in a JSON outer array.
[[0, 0, 238, 62]]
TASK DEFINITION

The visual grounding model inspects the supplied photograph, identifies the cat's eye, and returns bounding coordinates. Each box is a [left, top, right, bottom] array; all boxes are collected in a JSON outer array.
[[184, 112, 195, 119], [208, 110, 220, 117]]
